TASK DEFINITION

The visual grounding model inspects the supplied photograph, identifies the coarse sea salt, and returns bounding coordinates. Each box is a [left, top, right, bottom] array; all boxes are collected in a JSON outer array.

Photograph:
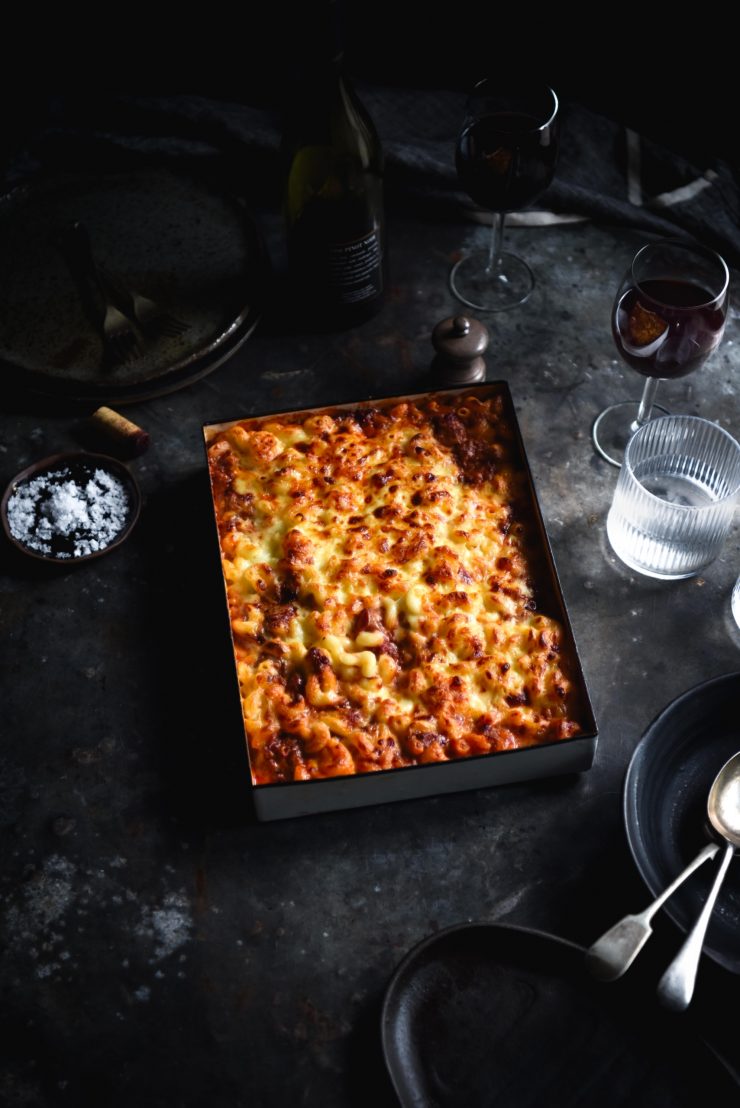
[[6, 464, 130, 559]]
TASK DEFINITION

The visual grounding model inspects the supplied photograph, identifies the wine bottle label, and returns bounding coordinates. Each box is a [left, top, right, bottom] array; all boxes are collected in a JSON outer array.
[[327, 228, 383, 305]]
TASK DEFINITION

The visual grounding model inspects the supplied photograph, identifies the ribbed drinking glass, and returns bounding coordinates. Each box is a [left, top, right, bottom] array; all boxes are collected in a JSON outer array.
[[606, 415, 740, 579]]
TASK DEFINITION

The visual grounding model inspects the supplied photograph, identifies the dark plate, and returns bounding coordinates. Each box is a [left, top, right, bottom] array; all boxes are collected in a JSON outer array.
[[381, 923, 738, 1108], [624, 672, 740, 974], [0, 168, 268, 402]]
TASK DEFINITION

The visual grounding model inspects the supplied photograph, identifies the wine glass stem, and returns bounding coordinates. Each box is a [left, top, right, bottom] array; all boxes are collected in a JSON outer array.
[[631, 377, 661, 434], [486, 212, 506, 274]]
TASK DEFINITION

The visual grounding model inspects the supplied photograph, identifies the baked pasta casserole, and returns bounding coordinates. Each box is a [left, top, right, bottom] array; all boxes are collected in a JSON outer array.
[[206, 390, 583, 785]]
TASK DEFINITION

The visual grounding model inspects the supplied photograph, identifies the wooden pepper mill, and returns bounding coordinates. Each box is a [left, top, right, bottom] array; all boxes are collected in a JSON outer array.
[[430, 314, 489, 384]]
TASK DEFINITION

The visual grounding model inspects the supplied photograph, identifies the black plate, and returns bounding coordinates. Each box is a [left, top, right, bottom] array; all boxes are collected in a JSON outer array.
[[382, 923, 737, 1108], [624, 672, 740, 974]]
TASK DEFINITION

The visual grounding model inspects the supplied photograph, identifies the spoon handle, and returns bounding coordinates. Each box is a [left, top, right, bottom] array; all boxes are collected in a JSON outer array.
[[656, 840, 734, 1012], [585, 841, 719, 981]]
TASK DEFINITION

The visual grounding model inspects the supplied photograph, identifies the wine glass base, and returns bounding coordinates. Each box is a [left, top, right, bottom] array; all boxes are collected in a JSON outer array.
[[592, 400, 670, 468], [450, 248, 534, 312]]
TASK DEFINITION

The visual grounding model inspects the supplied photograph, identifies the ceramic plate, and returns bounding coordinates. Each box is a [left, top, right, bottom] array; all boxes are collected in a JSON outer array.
[[0, 168, 267, 402], [624, 672, 740, 974], [382, 923, 737, 1108]]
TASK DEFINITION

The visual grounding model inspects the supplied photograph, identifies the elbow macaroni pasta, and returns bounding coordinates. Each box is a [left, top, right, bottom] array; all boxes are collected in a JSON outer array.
[[207, 390, 583, 784]]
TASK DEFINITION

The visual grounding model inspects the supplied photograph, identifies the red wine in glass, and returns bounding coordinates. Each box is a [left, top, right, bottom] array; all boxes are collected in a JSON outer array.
[[593, 241, 729, 467], [613, 278, 726, 379], [456, 112, 559, 213], [450, 84, 559, 313]]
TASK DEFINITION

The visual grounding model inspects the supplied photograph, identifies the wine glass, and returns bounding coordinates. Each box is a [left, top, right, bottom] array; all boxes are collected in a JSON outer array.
[[450, 81, 559, 312], [592, 239, 729, 467]]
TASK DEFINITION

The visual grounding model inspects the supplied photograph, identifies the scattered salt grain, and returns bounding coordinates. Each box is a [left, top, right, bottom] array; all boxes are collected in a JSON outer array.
[[6, 464, 130, 559]]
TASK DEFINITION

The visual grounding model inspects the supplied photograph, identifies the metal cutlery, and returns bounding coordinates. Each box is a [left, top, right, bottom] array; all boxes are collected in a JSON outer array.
[[54, 221, 141, 367], [586, 750, 740, 1010], [656, 751, 740, 1012], [96, 259, 189, 339], [55, 220, 190, 366], [118, 282, 189, 339], [99, 294, 141, 367], [585, 841, 719, 982]]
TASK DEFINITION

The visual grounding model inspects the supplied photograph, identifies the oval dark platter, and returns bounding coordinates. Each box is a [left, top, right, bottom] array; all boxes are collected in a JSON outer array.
[[382, 923, 737, 1108]]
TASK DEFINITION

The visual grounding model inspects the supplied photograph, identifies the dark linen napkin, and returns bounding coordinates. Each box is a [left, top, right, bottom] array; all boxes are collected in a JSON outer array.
[[3, 90, 739, 266]]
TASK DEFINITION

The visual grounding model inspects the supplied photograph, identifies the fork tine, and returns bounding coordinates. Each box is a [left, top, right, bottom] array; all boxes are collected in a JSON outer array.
[[160, 318, 189, 338], [149, 313, 189, 338], [106, 344, 129, 368], [128, 289, 189, 338], [105, 329, 140, 367], [120, 338, 140, 362]]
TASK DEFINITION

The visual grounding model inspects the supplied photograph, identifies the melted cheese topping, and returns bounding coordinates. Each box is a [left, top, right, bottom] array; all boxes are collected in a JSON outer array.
[[207, 392, 583, 784]]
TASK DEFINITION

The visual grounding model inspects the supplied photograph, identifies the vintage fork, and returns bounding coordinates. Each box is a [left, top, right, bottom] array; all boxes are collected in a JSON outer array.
[[97, 264, 189, 339], [125, 286, 189, 338], [98, 286, 142, 366], [55, 222, 141, 366]]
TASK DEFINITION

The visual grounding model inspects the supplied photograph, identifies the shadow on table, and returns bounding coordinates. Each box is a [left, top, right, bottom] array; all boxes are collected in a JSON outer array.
[[345, 990, 400, 1108], [141, 469, 257, 831]]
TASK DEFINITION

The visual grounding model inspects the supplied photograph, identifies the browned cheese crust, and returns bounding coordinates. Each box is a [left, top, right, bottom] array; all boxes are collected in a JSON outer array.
[[207, 393, 583, 784]]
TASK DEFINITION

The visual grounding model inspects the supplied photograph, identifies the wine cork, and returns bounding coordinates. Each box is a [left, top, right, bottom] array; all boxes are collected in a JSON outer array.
[[89, 407, 150, 457]]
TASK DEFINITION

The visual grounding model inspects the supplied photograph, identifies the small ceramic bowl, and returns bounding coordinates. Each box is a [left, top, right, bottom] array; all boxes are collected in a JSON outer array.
[[1, 451, 141, 564]]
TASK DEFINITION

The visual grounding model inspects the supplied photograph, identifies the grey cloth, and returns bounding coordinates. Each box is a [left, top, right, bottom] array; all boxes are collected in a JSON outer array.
[[6, 90, 740, 266], [361, 89, 740, 265]]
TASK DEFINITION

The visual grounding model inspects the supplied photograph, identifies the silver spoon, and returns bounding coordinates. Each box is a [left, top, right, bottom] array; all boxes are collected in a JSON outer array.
[[657, 750, 740, 1012]]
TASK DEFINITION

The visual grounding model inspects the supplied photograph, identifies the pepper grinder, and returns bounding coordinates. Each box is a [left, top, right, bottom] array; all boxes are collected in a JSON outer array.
[[430, 314, 489, 384]]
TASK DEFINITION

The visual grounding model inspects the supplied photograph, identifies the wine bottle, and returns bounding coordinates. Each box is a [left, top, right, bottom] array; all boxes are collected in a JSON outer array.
[[282, 4, 386, 328]]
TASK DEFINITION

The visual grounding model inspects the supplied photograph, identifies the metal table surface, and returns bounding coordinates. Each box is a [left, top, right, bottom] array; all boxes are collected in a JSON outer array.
[[2, 210, 740, 1107]]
